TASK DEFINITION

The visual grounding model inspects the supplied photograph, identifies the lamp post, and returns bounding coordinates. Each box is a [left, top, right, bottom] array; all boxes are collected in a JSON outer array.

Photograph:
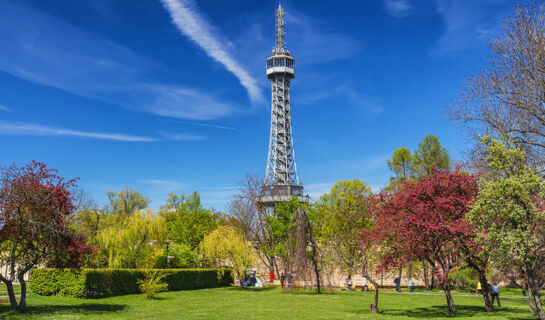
[[166, 240, 171, 269]]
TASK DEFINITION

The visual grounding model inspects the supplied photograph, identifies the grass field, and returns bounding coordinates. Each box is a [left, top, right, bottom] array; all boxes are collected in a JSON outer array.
[[0, 286, 536, 319]]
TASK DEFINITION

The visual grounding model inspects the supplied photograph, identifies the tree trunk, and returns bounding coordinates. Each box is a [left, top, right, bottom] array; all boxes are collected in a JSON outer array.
[[362, 258, 379, 313], [528, 286, 537, 316], [308, 228, 321, 294], [16, 275, 26, 312], [3, 279, 18, 310], [478, 274, 494, 312], [527, 268, 545, 319], [442, 284, 457, 317], [423, 263, 430, 290], [368, 277, 380, 313], [398, 267, 402, 290]]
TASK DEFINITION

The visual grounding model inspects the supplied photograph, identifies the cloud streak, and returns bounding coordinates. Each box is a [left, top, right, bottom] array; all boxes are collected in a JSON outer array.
[[137, 179, 185, 190], [430, 0, 513, 56], [160, 0, 264, 104], [0, 105, 9, 112], [0, 0, 238, 121], [384, 0, 413, 18], [0, 122, 156, 142], [158, 130, 205, 141]]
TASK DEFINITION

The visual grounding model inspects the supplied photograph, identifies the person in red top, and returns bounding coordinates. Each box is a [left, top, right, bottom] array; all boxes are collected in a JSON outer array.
[[269, 272, 275, 282]]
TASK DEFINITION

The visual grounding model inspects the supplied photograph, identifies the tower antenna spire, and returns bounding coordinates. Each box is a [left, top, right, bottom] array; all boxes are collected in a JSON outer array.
[[274, 2, 288, 54]]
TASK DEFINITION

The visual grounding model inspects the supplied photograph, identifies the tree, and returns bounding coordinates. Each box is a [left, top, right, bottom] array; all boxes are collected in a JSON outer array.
[[469, 137, 545, 319], [106, 186, 149, 221], [371, 169, 479, 317], [387, 147, 413, 190], [412, 134, 451, 177], [164, 191, 217, 250], [449, 2, 545, 170], [0, 161, 91, 311], [228, 174, 301, 277], [316, 179, 373, 278], [98, 209, 166, 268], [200, 225, 257, 287], [228, 174, 278, 273]]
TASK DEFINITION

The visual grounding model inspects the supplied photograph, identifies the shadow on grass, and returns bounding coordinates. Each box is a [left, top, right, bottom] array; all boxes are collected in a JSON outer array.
[[225, 286, 277, 292], [378, 305, 533, 319], [0, 303, 125, 317], [280, 288, 338, 295]]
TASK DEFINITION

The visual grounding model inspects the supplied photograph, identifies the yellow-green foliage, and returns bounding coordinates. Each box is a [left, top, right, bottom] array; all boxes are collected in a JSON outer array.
[[315, 179, 373, 276], [98, 209, 167, 268], [200, 226, 256, 280], [137, 271, 168, 299]]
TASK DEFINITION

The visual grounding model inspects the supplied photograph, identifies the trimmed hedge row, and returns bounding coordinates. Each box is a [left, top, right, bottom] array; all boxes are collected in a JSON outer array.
[[29, 268, 233, 298]]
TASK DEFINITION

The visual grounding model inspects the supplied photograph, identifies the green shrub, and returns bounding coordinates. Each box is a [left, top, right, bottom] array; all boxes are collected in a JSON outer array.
[[29, 268, 232, 298], [138, 271, 168, 299], [155, 243, 199, 269]]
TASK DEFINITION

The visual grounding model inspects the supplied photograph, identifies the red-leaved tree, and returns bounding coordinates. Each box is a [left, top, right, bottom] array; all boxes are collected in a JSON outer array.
[[0, 161, 92, 311], [370, 168, 479, 317]]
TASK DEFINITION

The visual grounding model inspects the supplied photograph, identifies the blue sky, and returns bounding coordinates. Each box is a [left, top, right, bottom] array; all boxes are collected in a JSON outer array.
[[0, 0, 522, 210]]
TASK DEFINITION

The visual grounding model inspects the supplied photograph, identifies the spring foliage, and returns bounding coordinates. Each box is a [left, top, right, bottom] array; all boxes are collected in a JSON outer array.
[[200, 226, 257, 282], [98, 208, 167, 268]]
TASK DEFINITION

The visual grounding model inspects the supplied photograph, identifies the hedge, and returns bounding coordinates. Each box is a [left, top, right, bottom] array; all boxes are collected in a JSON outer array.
[[29, 268, 233, 298]]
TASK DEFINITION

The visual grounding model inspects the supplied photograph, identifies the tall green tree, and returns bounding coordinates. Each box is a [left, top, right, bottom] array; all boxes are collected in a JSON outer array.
[[412, 134, 451, 176], [469, 137, 545, 319], [387, 147, 413, 190], [165, 191, 217, 250], [106, 187, 149, 221], [267, 198, 302, 261], [316, 179, 373, 278]]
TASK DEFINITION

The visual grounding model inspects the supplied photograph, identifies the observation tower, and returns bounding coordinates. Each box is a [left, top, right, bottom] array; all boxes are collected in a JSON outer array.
[[259, 4, 308, 207]]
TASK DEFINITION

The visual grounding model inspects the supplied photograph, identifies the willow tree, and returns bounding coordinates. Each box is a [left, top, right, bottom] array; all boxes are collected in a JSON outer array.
[[200, 225, 257, 287], [99, 209, 166, 268]]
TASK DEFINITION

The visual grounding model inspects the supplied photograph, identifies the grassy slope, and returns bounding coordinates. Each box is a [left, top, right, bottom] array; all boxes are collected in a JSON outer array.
[[0, 286, 535, 320]]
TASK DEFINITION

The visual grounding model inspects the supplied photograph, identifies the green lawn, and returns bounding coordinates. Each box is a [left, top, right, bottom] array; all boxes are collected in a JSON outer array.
[[0, 286, 536, 319], [0, 285, 20, 296]]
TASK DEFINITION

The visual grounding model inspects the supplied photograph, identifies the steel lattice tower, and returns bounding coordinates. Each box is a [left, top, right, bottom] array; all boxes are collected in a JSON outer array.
[[259, 4, 308, 206]]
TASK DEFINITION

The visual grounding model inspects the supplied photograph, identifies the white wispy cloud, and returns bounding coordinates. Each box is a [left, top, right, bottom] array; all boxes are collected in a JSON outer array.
[[0, 122, 155, 142], [285, 9, 362, 66], [137, 179, 185, 190], [430, 0, 512, 56], [159, 0, 264, 104], [298, 84, 383, 114], [0, 0, 238, 121], [0, 105, 9, 112], [384, 0, 413, 18], [158, 130, 205, 141]]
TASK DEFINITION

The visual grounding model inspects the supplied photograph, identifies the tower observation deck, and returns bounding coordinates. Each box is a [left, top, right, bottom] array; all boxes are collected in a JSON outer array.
[[259, 4, 308, 206]]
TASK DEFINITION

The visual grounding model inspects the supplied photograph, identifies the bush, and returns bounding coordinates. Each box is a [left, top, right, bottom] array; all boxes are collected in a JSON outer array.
[[29, 268, 232, 298], [155, 243, 199, 268], [138, 271, 168, 299]]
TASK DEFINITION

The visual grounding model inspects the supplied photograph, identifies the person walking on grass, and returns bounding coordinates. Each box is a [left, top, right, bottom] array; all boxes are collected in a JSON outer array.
[[490, 283, 501, 307], [522, 279, 528, 297], [476, 280, 482, 295], [346, 276, 353, 291], [361, 277, 368, 291], [394, 277, 401, 292], [408, 279, 415, 293]]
